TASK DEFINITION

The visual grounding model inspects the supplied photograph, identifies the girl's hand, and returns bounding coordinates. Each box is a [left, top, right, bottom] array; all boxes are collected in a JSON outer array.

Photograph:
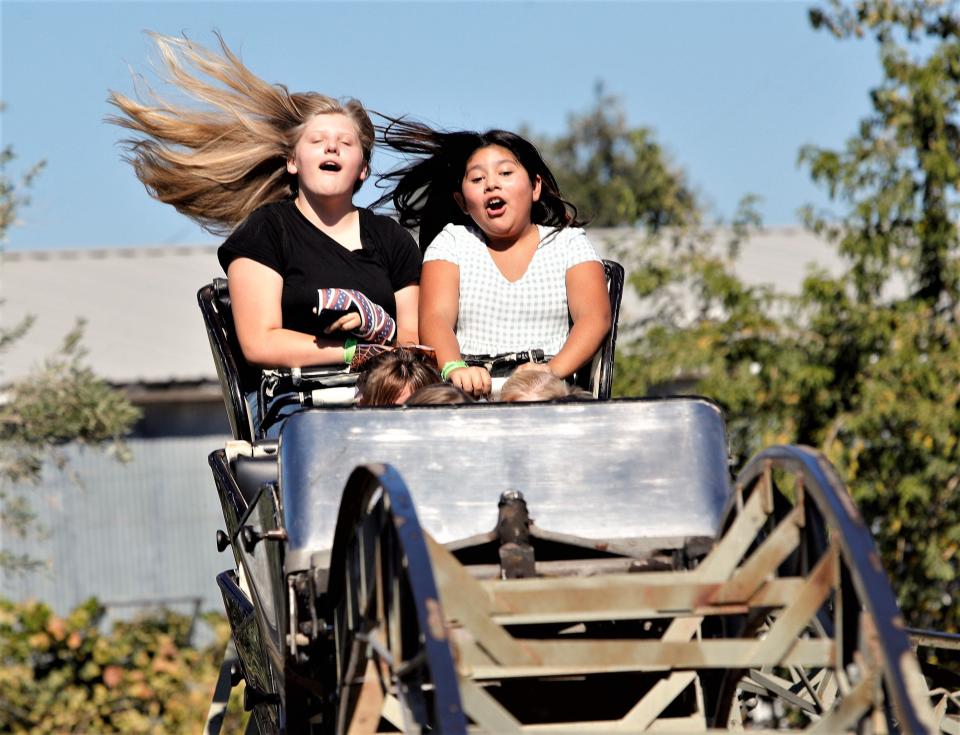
[[515, 361, 554, 375], [449, 366, 492, 399], [317, 288, 396, 343], [324, 312, 362, 334]]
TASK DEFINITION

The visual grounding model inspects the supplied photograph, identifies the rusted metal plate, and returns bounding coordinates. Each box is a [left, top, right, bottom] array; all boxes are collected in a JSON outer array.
[[279, 397, 730, 571]]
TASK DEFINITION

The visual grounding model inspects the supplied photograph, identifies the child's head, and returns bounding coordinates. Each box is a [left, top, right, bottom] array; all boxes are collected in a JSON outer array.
[[404, 383, 475, 406], [287, 106, 375, 195], [376, 120, 584, 247], [454, 138, 547, 246], [356, 347, 441, 406], [500, 370, 572, 403]]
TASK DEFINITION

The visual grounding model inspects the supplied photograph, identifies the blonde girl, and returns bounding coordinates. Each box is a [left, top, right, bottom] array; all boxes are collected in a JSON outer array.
[[109, 34, 420, 373]]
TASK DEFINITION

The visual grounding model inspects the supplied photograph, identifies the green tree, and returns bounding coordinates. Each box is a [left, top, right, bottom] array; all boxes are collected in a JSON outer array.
[[0, 118, 140, 573], [533, 84, 701, 230], [615, 0, 960, 635]]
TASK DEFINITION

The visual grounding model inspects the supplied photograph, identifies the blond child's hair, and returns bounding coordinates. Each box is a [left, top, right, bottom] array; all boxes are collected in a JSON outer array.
[[500, 370, 572, 402]]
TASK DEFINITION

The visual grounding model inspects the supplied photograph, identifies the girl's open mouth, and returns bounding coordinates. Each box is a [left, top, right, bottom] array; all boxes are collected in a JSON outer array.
[[320, 161, 342, 172], [485, 198, 506, 215]]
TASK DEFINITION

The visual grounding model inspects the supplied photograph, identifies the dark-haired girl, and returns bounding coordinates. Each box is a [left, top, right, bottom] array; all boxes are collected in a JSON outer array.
[[377, 123, 611, 398]]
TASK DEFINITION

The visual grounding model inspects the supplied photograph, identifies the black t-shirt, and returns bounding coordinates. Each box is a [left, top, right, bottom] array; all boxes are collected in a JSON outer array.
[[218, 201, 421, 337]]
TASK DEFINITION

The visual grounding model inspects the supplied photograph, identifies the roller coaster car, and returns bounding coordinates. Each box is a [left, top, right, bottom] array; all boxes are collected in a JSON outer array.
[[197, 259, 625, 442], [200, 274, 957, 734]]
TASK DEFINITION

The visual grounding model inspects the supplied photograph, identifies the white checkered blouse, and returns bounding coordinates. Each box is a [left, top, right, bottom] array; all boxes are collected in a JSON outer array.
[[423, 223, 601, 356]]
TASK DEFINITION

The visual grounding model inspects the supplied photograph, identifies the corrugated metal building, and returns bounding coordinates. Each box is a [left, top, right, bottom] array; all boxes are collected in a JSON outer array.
[[3, 245, 233, 613], [1, 437, 228, 613]]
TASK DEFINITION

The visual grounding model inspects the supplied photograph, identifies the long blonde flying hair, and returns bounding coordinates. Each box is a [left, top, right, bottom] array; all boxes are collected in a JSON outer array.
[[107, 33, 374, 234]]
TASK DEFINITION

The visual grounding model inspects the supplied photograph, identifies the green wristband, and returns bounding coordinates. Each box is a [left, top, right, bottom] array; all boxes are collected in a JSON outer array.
[[343, 338, 358, 365], [441, 360, 468, 381]]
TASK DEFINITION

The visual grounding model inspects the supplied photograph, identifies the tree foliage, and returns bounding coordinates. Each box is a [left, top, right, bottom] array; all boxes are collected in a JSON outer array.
[[614, 0, 960, 635], [533, 85, 701, 230], [0, 323, 142, 573], [0, 116, 140, 573], [803, 0, 960, 305], [0, 103, 45, 239], [0, 597, 245, 733]]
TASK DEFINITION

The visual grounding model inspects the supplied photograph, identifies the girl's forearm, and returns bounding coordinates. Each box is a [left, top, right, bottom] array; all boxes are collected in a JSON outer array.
[[394, 285, 420, 345], [240, 328, 350, 369], [419, 313, 463, 366], [549, 316, 611, 378], [397, 325, 420, 345]]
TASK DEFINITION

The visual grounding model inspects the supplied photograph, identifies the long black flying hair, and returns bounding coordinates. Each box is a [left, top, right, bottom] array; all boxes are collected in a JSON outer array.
[[373, 117, 584, 249]]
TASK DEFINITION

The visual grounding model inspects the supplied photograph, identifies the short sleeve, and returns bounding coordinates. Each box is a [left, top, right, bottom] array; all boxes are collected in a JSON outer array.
[[562, 228, 602, 270], [422, 225, 461, 266], [379, 217, 422, 291], [217, 205, 285, 275]]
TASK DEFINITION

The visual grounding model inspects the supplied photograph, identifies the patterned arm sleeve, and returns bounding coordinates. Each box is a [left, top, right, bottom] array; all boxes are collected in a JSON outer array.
[[317, 288, 397, 344]]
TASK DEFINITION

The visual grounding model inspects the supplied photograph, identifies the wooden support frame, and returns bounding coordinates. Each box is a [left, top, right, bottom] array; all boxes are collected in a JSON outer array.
[[406, 449, 941, 734], [321, 451, 941, 734]]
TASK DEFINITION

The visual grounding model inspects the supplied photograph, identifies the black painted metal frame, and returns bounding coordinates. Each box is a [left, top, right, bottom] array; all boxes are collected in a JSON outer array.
[[198, 280, 258, 442], [326, 464, 468, 733]]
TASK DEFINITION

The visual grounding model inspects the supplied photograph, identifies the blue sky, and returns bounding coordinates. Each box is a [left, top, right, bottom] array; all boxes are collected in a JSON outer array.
[[1, 1, 882, 250]]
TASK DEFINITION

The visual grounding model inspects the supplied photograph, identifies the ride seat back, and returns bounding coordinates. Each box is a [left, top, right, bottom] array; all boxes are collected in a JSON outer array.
[[198, 279, 260, 442]]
